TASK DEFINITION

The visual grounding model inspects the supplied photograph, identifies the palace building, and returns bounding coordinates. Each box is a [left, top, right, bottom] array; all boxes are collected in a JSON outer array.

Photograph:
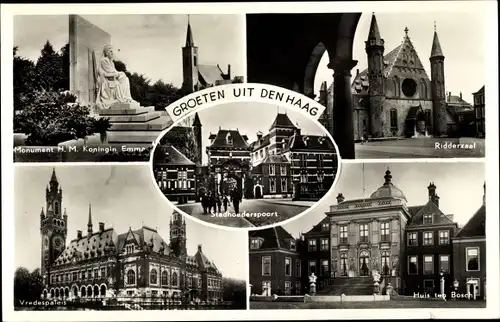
[[40, 169, 223, 302], [318, 14, 474, 140], [248, 169, 486, 298]]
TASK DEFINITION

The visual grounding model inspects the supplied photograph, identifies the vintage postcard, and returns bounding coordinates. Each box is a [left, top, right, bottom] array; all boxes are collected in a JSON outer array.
[[1, 1, 498, 322]]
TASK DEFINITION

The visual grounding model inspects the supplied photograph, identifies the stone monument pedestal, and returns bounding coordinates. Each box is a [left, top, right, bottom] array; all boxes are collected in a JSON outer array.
[[98, 102, 173, 145]]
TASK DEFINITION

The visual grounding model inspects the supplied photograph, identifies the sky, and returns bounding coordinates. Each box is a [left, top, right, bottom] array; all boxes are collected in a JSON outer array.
[[179, 102, 330, 165], [13, 14, 245, 88], [282, 162, 485, 238], [314, 11, 486, 103], [14, 165, 247, 280]]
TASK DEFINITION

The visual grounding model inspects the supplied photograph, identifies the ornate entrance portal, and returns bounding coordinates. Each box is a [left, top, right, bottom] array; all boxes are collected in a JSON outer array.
[[359, 250, 370, 276], [212, 159, 252, 197]]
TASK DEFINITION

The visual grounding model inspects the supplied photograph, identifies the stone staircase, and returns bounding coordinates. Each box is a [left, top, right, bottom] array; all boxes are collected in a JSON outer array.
[[317, 277, 374, 296], [98, 102, 173, 144]]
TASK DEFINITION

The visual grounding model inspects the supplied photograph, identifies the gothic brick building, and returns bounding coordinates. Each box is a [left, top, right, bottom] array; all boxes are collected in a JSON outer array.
[[249, 113, 338, 201], [248, 169, 486, 297], [472, 86, 485, 137], [319, 14, 474, 140], [40, 169, 223, 302]]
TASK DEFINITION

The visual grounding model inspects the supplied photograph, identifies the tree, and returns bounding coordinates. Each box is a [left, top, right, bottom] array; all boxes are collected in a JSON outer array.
[[149, 80, 183, 111], [222, 277, 246, 308], [14, 267, 44, 303], [14, 90, 110, 146], [231, 76, 244, 84], [13, 47, 36, 112], [34, 41, 65, 91], [58, 43, 70, 91]]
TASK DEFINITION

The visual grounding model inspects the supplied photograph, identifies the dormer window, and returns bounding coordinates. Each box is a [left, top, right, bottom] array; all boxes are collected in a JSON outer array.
[[290, 240, 296, 250], [321, 223, 329, 232], [423, 214, 433, 224], [126, 244, 134, 254], [250, 238, 263, 249], [226, 133, 233, 145]]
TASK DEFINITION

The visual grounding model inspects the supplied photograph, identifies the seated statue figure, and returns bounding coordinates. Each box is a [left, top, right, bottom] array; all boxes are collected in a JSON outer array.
[[95, 45, 137, 109]]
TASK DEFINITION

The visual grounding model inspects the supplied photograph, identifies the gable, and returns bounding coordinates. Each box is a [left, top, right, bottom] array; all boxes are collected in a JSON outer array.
[[409, 201, 455, 226]]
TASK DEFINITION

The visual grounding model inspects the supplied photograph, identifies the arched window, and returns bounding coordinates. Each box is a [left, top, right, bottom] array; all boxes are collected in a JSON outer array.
[[93, 285, 99, 297], [87, 285, 93, 297], [381, 251, 390, 275], [54, 202, 59, 215], [80, 286, 86, 297], [72, 286, 78, 297], [127, 269, 136, 285], [150, 269, 158, 285], [171, 272, 178, 286], [65, 288, 69, 297], [50, 289, 55, 298], [100, 285, 106, 296], [55, 289, 59, 298], [390, 109, 398, 130], [420, 79, 427, 99], [394, 77, 400, 96], [161, 270, 169, 286]]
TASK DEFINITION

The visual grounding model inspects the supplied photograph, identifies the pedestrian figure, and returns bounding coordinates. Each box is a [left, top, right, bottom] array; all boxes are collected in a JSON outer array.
[[216, 195, 222, 213], [231, 188, 242, 214], [201, 193, 209, 214], [222, 194, 229, 212]]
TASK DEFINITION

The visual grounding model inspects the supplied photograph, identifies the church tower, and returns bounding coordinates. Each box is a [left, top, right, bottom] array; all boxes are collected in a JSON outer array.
[[365, 13, 387, 138], [40, 168, 68, 282], [430, 22, 447, 137], [169, 211, 187, 260], [192, 112, 203, 165], [182, 15, 199, 94]]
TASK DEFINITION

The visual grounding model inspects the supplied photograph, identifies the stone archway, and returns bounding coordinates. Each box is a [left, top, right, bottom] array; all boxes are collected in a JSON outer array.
[[246, 13, 362, 159], [43, 289, 48, 299]]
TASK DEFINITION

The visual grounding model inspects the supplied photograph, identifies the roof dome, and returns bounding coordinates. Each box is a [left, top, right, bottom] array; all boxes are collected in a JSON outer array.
[[370, 169, 407, 202]]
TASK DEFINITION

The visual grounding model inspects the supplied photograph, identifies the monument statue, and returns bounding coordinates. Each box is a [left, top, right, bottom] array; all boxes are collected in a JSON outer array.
[[308, 272, 317, 296], [96, 45, 137, 109]]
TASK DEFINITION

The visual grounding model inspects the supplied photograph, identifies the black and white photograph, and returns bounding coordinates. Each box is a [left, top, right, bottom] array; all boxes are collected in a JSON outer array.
[[248, 162, 486, 309], [246, 11, 486, 159], [152, 102, 340, 229], [13, 14, 245, 163], [13, 165, 247, 310]]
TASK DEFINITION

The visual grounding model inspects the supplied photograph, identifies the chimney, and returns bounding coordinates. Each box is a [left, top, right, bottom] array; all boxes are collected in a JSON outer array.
[[483, 182, 486, 205], [356, 69, 360, 76], [448, 92, 451, 102], [427, 182, 439, 208], [99, 222, 105, 232], [295, 127, 301, 137], [77, 230, 82, 239], [198, 244, 202, 252], [256, 131, 263, 140], [460, 92, 463, 100], [336, 193, 345, 203], [227, 64, 231, 78]]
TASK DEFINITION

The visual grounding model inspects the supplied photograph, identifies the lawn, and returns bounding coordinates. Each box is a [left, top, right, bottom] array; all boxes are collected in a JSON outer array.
[[250, 300, 487, 310]]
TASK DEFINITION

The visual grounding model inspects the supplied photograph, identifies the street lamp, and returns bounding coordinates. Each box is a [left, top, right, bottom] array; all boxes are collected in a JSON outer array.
[[453, 279, 459, 300], [439, 270, 445, 299]]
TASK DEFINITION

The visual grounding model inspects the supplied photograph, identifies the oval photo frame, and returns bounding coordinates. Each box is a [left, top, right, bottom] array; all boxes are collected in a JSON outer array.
[[149, 83, 343, 231]]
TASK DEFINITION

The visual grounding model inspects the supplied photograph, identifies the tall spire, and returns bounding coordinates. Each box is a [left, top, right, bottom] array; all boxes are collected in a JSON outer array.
[[185, 15, 194, 47], [192, 112, 201, 127], [50, 167, 58, 185], [430, 22, 444, 58], [87, 203, 93, 235], [366, 13, 384, 46]]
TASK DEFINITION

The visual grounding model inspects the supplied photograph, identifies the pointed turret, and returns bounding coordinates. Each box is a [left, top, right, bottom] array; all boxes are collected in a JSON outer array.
[[366, 13, 384, 47], [185, 15, 194, 47], [430, 22, 444, 58], [49, 167, 59, 190], [87, 203, 93, 236], [192, 112, 202, 127], [40, 207, 45, 218]]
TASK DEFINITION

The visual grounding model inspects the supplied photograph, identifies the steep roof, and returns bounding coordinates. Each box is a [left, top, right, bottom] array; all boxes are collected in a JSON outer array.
[[157, 145, 195, 166], [352, 28, 428, 95], [207, 129, 250, 150], [269, 113, 297, 131], [192, 113, 201, 126], [249, 133, 271, 151], [249, 226, 296, 250], [456, 205, 485, 238], [407, 200, 456, 226], [194, 246, 221, 275], [473, 86, 485, 95], [198, 65, 225, 86], [185, 19, 195, 47], [52, 226, 173, 267], [430, 30, 444, 58], [304, 216, 330, 235], [284, 133, 335, 153], [261, 154, 290, 164]]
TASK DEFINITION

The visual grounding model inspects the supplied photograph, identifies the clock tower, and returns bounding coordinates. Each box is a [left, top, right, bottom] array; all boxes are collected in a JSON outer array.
[[40, 168, 68, 284]]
